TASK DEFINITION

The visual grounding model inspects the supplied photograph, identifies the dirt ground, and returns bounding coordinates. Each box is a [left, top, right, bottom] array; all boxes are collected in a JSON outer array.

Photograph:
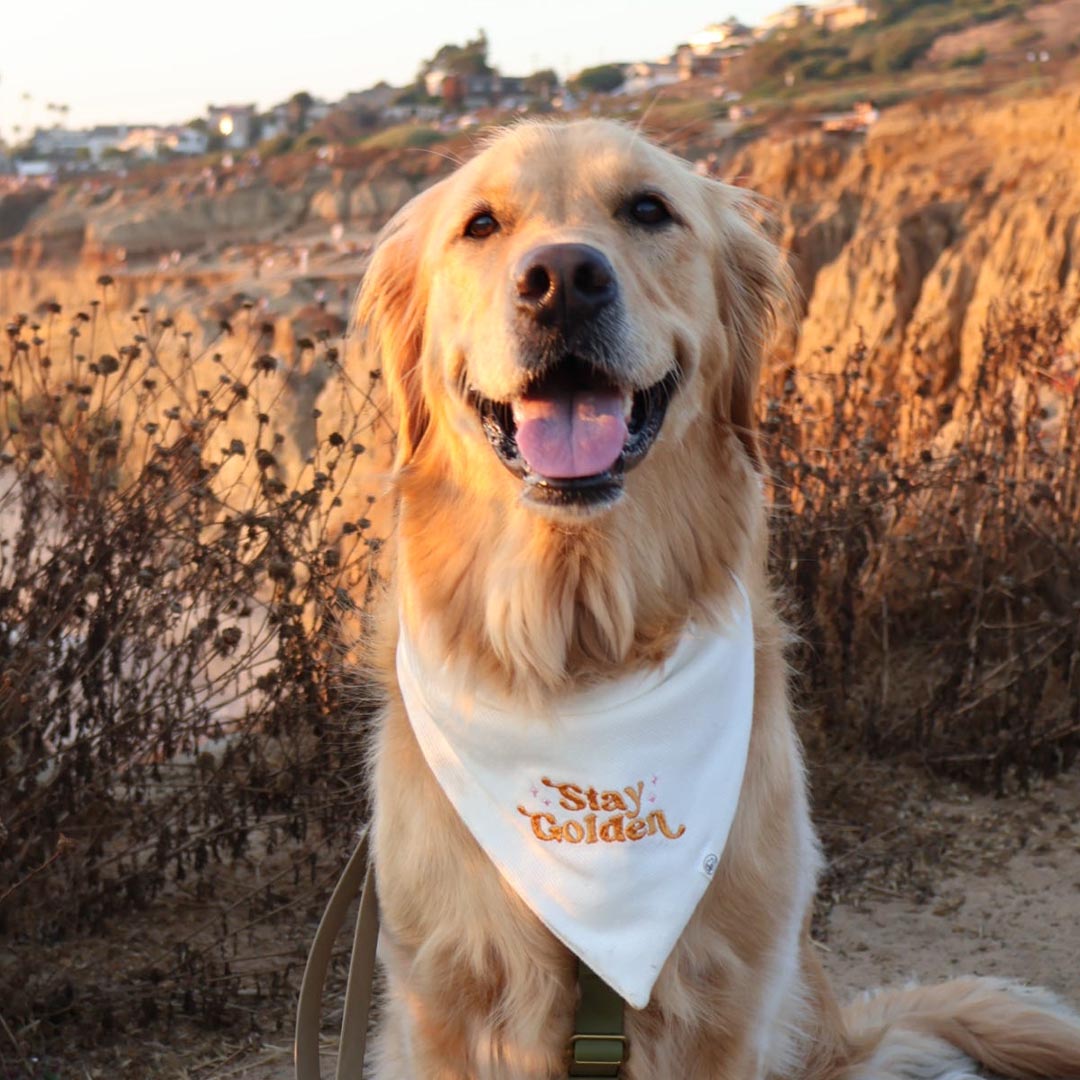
[[191, 770, 1080, 1080], [822, 773, 1080, 1004]]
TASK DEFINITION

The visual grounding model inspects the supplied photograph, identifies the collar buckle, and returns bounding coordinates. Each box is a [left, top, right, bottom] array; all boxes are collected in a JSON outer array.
[[568, 1032, 628, 1076]]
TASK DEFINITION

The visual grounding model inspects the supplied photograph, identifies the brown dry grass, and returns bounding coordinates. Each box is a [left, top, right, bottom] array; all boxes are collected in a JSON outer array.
[[0, 285, 392, 1077], [767, 303, 1080, 789]]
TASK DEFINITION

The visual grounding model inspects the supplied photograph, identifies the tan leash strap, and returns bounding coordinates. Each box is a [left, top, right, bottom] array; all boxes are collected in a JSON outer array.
[[295, 827, 379, 1080]]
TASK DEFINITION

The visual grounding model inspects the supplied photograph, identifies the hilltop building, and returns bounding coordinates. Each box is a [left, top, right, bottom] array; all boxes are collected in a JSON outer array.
[[24, 122, 208, 169], [755, 4, 814, 37], [425, 71, 531, 111], [688, 16, 755, 53], [812, 1, 875, 31], [309, 100, 333, 123], [675, 45, 737, 80], [207, 105, 256, 149], [340, 84, 399, 117], [678, 10, 767, 76], [622, 60, 681, 95], [168, 127, 210, 155], [255, 104, 291, 142], [674, 14, 756, 81], [116, 126, 210, 158], [30, 125, 132, 165]]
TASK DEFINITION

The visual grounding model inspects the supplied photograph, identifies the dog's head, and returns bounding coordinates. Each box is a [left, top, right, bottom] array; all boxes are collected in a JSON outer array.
[[358, 120, 789, 691], [359, 120, 786, 520]]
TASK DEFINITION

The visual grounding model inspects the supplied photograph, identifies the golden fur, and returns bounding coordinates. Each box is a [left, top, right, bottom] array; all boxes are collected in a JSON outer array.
[[353, 120, 1080, 1079]]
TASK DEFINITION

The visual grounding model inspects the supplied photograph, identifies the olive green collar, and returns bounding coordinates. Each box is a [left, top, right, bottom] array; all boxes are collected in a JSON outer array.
[[568, 960, 628, 1077]]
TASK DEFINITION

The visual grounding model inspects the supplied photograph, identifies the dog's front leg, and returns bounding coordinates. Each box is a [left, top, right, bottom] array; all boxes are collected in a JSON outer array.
[[371, 701, 576, 1079], [372, 930, 574, 1080]]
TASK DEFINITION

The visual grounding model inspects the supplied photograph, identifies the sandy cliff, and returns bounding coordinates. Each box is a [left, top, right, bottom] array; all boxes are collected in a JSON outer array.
[[726, 84, 1080, 393]]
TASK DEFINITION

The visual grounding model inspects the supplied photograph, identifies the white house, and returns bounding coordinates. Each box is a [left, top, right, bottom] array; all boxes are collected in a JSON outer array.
[[424, 69, 449, 98], [306, 99, 333, 125], [168, 127, 210, 155], [15, 159, 56, 179], [112, 125, 209, 159], [621, 61, 681, 96], [30, 125, 130, 165], [118, 127, 168, 157], [207, 105, 256, 149], [86, 126, 130, 162], [688, 17, 755, 54]]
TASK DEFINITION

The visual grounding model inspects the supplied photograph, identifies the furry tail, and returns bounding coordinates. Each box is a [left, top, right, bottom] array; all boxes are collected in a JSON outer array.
[[842, 978, 1080, 1079]]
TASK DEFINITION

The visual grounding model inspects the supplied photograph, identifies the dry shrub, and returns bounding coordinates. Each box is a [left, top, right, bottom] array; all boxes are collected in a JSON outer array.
[[0, 284, 393, 1062], [0, 284, 1077, 1066], [766, 301, 1080, 789]]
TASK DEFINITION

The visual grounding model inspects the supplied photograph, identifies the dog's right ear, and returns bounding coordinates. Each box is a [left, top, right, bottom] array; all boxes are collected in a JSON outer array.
[[355, 191, 435, 471], [706, 184, 793, 469]]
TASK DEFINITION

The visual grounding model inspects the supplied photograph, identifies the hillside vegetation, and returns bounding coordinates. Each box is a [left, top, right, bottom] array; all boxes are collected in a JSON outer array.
[[732, 0, 1080, 104]]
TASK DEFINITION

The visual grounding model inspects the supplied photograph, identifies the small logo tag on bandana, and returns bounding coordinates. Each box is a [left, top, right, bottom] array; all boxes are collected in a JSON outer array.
[[396, 580, 754, 1009]]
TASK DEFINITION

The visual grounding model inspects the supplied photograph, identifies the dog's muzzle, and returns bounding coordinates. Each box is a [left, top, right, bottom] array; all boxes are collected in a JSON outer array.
[[468, 243, 679, 511]]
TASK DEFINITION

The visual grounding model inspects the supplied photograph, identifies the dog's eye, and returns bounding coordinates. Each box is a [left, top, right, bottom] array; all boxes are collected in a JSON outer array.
[[464, 211, 499, 240], [627, 193, 674, 227]]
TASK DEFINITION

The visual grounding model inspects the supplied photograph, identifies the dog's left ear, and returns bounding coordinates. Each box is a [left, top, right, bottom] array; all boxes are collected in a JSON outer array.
[[354, 188, 436, 472], [707, 185, 791, 467]]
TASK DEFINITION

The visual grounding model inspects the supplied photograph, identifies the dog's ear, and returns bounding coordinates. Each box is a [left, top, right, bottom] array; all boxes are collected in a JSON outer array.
[[707, 186, 792, 467], [355, 190, 435, 471]]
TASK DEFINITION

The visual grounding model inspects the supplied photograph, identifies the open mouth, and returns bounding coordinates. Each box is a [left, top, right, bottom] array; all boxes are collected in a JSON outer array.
[[470, 359, 679, 509]]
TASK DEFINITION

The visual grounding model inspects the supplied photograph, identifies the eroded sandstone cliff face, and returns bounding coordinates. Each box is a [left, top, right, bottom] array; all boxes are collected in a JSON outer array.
[[4, 82, 1079, 401], [1, 144, 449, 282], [726, 85, 1080, 394]]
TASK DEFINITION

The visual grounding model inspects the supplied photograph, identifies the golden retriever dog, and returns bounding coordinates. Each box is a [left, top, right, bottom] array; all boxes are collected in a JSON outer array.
[[355, 119, 1080, 1079]]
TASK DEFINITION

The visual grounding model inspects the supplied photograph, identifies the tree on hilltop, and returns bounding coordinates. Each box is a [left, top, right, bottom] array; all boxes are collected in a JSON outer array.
[[418, 31, 493, 78], [288, 90, 315, 133], [570, 63, 626, 95]]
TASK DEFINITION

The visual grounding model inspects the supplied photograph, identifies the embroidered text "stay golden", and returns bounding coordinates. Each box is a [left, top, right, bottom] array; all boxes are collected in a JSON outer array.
[[517, 776, 686, 845]]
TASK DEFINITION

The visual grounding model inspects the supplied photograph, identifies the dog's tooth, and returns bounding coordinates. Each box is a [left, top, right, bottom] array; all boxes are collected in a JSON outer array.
[[623, 393, 633, 422]]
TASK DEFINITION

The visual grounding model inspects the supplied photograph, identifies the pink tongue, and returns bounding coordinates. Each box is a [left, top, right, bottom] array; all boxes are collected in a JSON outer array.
[[512, 390, 628, 479]]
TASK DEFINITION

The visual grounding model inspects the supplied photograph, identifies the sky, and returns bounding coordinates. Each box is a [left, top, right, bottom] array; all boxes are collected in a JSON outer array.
[[1, 0, 777, 142]]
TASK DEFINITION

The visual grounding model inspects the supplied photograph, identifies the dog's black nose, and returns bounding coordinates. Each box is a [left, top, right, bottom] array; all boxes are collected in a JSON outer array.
[[514, 243, 618, 327]]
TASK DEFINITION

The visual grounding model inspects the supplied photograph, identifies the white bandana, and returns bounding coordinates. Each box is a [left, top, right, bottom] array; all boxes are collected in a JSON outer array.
[[395, 581, 754, 1009]]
